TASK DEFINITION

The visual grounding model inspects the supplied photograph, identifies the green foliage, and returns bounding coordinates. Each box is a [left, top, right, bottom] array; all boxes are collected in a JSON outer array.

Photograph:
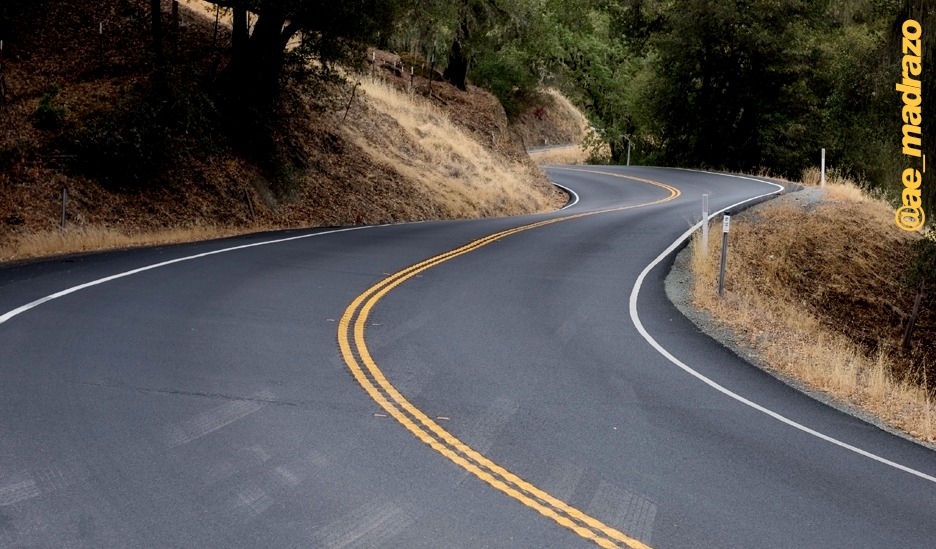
[[33, 84, 68, 129], [904, 232, 936, 290], [818, 4, 901, 196], [388, 0, 458, 60], [462, 0, 569, 100], [582, 129, 611, 164], [470, 43, 537, 116], [205, 0, 405, 166], [632, 0, 828, 174], [65, 81, 219, 190], [389, 0, 579, 105], [556, 8, 637, 162]]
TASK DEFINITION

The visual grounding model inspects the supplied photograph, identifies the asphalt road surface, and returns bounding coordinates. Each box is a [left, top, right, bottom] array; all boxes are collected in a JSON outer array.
[[2, 166, 934, 548]]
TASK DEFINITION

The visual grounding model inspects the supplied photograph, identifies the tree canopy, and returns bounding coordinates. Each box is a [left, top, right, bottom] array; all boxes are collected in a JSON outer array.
[[136, 0, 934, 218], [200, 0, 403, 109]]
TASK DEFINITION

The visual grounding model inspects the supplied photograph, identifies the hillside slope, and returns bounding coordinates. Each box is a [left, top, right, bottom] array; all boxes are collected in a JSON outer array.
[[683, 177, 935, 444], [0, 0, 564, 261]]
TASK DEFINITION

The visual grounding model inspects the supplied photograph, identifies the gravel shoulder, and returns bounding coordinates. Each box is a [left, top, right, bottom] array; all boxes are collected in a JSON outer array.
[[663, 186, 936, 451]]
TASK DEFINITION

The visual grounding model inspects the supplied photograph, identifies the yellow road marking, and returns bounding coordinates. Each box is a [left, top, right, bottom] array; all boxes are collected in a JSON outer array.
[[338, 170, 679, 548]]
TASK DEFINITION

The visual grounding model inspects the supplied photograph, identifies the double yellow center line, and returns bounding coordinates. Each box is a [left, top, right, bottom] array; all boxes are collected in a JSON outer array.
[[338, 171, 678, 548]]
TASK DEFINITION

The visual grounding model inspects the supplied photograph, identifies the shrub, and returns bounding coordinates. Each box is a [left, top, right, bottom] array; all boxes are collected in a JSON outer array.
[[33, 84, 68, 129], [64, 81, 219, 189]]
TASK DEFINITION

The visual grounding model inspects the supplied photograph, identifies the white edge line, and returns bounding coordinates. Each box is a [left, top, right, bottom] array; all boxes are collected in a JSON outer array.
[[1, 178, 573, 327], [553, 182, 580, 210], [7, 170, 933, 483], [628, 170, 936, 484], [0, 225, 377, 326]]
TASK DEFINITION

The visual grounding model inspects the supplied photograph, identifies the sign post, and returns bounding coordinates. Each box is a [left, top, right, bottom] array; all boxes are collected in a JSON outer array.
[[718, 212, 731, 296], [821, 148, 826, 187]]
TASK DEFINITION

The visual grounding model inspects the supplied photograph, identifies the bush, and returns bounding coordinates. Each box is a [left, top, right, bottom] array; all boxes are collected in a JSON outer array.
[[33, 84, 68, 129], [63, 79, 219, 189], [469, 46, 537, 118], [904, 231, 936, 290]]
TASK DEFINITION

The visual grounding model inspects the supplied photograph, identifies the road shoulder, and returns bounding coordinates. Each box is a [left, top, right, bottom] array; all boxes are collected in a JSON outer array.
[[663, 187, 936, 452]]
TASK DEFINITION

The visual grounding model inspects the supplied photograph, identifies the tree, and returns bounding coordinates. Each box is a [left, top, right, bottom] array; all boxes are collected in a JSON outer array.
[[203, 0, 402, 112], [438, 0, 572, 97], [443, 14, 472, 90], [902, 232, 936, 349], [635, 0, 827, 174], [389, 0, 459, 67], [434, 0, 511, 91], [150, 0, 164, 69], [464, 0, 587, 113]]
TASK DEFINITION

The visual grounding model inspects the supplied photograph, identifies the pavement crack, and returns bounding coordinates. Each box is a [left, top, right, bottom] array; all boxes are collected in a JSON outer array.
[[62, 379, 302, 407]]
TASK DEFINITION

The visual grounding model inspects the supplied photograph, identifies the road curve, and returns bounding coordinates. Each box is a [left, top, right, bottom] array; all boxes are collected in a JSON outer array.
[[1, 166, 934, 548]]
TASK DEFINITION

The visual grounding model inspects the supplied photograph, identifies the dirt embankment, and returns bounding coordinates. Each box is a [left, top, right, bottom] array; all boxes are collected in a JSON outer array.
[[0, 0, 569, 262], [674, 177, 936, 444]]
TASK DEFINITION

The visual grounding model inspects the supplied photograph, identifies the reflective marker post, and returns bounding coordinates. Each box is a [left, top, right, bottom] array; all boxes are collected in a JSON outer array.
[[60, 187, 68, 230], [702, 194, 709, 254], [821, 148, 826, 187], [718, 212, 730, 296]]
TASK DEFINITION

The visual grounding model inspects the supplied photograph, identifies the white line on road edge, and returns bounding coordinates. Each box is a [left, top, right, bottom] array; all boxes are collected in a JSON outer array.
[[7, 170, 932, 484], [553, 182, 580, 210], [0, 178, 576, 326], [0, 226, 376, 327], [629, 171, 936, 484]]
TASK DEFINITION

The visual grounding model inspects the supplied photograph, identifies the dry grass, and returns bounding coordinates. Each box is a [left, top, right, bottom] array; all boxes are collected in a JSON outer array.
[[689, 175, 936, 444], [800, 166, 897, 204], [1, 224, 255, 262], [511, 87, 590, 149], [537, 88, 590, 144], [1, 0, 564, 264], [349, 76, 559, 218], [529, 145, 592, 165]]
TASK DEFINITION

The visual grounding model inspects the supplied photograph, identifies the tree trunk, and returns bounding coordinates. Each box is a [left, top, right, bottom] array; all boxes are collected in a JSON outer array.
[[170, 0, 179, 56], [150, 0, 163, 67], [217, 9, 296, 151], [902, 281, 925, 349], [245, 10, 288, 105], [232, 5, 248, 58], [609, 140, 625, 163], [221, 10, 289, 108], [443, 19, 470, 91]]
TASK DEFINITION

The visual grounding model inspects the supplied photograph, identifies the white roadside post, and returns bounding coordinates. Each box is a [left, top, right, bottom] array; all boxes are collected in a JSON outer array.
[[60, 187, 68, 230], [626, 138, 632, 166], [702, 194, 709, 254], [717, 212, 731, 296], [821, 148, 826, 187]]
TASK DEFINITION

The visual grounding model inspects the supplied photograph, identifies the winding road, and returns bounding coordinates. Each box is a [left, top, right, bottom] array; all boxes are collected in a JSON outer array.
[[1, 166, 934, 548]]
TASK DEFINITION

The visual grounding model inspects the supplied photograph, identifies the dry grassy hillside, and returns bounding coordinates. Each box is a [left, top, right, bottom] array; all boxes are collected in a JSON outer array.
[[689, 172, 935, 443], [0, 1, 564, 261], [511, 88, 590, 149]]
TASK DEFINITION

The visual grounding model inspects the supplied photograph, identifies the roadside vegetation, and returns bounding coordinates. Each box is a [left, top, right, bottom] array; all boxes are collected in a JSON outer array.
[[0, 1, 575, 262], [2, 0, 931, 257], [689, 173, 936, 443], [528, 145, 592, 166]]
